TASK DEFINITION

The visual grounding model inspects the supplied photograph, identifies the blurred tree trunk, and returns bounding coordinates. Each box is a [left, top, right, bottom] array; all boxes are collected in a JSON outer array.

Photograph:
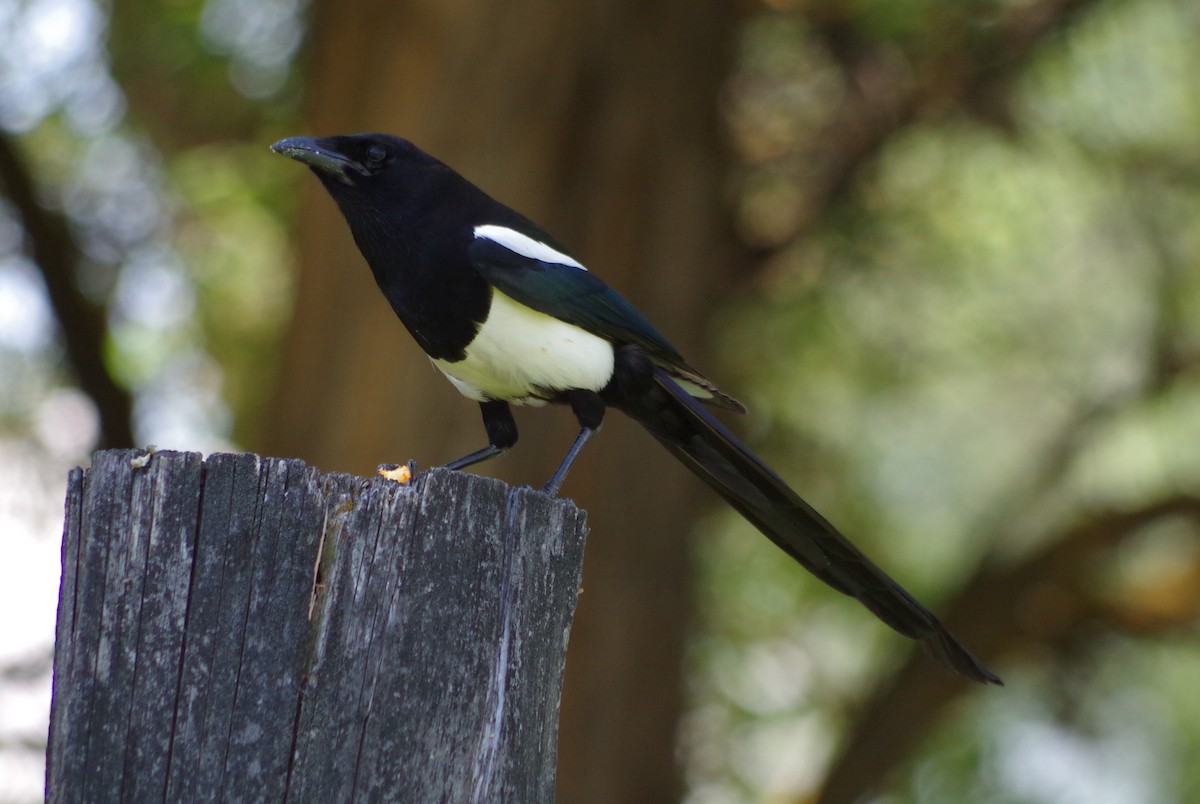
[[257, 1, 740, 799]]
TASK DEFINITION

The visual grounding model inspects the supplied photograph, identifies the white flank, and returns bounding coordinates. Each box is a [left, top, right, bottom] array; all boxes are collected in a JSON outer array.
[[474, 224, 586, 270], [432, 290, 613, 405]]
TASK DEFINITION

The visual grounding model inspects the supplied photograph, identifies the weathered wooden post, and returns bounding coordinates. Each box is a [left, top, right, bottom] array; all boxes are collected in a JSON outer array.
[[47, 449, 588, 802]]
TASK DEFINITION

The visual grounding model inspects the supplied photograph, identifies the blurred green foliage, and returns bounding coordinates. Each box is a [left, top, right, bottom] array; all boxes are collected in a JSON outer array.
[[690, 0, 1200, 800]]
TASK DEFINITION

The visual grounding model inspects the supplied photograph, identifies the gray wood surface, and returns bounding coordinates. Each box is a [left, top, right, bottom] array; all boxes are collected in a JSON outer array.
[[48, 449, 588, 802]]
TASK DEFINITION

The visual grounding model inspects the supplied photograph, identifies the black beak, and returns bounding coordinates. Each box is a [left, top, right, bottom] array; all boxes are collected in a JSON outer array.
[[271, 136, 362, 184]]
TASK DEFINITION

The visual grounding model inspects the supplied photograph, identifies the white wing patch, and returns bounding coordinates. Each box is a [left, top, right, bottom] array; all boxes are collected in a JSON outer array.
[[474, 224, 586, 271]]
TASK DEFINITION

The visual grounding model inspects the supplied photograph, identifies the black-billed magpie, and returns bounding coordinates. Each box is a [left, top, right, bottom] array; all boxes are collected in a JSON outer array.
[[272, 132, 1001, 685]]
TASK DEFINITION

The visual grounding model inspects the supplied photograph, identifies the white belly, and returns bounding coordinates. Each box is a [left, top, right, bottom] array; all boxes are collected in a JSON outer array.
[[431, 290, 615, 405]]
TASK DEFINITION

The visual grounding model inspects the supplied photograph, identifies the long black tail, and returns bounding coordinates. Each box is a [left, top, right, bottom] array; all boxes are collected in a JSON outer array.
[[633, 369, 1001, 685]]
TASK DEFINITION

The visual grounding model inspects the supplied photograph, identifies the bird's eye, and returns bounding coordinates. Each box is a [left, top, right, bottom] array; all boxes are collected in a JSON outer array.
[[365, 145, 387, 166]]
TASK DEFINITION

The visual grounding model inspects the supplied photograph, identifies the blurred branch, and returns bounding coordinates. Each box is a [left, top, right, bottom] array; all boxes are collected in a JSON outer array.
[[0, 649, 53, 683], [776, 0, 1107, 249], [0, 131, 135, 448], [816, 494, 1200, 804]]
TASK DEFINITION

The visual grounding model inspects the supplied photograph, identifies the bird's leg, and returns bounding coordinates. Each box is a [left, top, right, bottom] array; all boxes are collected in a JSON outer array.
[[543, 391, 606, 495], [443, 400, 517, 472], [542, 429, 594, 495]]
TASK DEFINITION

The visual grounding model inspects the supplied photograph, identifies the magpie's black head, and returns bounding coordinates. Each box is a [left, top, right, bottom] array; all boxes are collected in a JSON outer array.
[[271, 133, 442, 193]]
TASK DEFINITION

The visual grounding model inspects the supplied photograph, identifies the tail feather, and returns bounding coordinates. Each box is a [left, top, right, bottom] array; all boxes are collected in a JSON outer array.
[[637, 369, 1001, 685]]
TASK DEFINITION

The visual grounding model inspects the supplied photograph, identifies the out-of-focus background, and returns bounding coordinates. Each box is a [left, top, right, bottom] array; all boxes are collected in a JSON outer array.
[[3, 0, 1200, 801]]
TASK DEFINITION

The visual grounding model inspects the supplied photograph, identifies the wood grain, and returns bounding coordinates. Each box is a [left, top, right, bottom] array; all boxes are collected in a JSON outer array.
[[48, 450, 587, 803]]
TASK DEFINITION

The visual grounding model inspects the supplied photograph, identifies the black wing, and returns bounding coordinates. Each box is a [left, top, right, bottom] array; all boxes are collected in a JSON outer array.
[[469, 232, 744, 411]]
